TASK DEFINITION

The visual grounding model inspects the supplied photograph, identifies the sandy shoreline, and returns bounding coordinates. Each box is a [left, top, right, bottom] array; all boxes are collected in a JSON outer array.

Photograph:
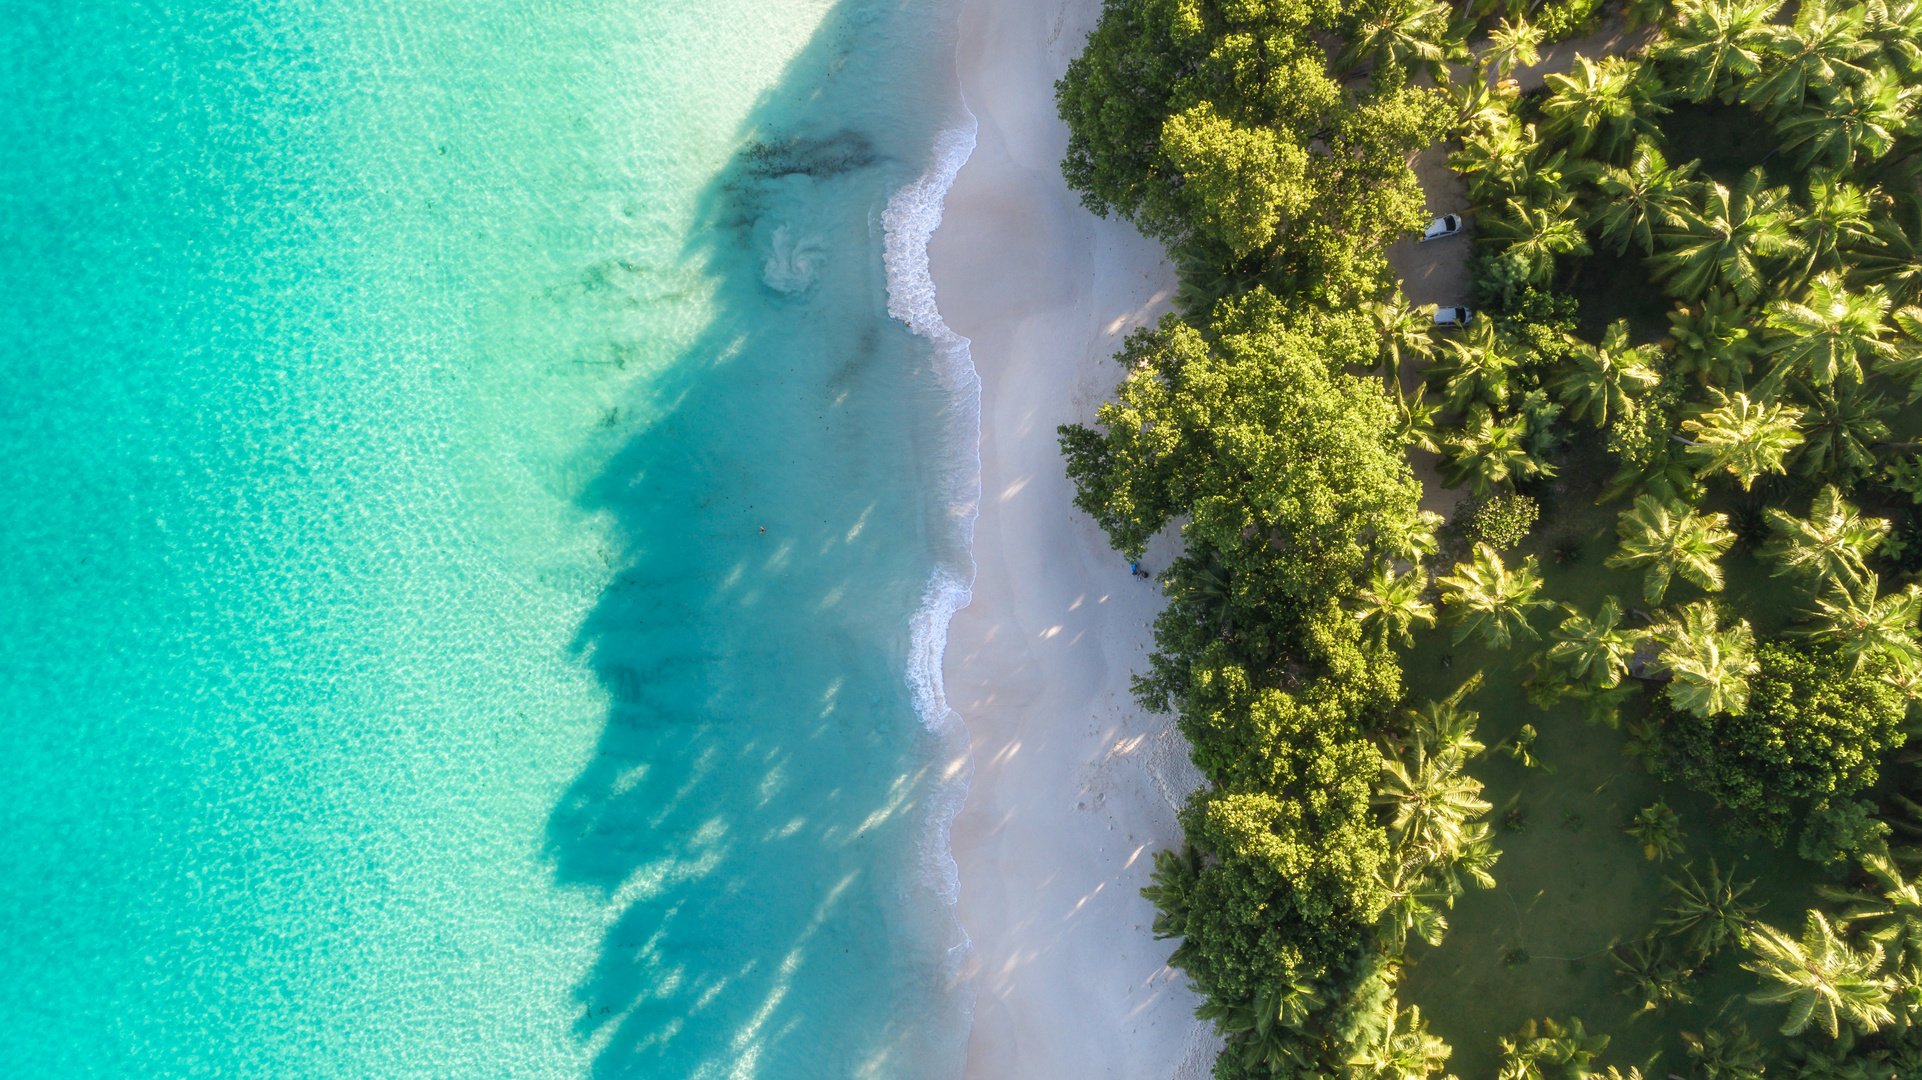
[[928, 0, 1219, 1076]]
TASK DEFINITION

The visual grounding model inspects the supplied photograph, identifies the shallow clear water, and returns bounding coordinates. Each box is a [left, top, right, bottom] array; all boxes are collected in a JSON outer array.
[[0, 1, 975, 1076]]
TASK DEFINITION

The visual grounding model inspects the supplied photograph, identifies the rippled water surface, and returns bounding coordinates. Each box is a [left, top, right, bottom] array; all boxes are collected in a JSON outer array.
[[0, 1, 974, 1076]]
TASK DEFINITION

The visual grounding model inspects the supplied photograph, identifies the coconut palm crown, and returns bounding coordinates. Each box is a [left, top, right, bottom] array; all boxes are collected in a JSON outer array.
[[1437, 543, 1553, 648], [1745, 910, 1894, 1038], [1606, 494, 1736, 602], [1653, 601, 1760, 717]]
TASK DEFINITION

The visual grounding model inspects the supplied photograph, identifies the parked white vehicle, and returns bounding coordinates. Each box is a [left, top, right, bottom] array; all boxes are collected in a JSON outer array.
[[1433, 306, 1472, 328], [1420, 214, 1464, 242]]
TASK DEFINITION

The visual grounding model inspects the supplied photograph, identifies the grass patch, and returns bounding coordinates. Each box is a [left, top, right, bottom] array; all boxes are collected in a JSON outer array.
[[1397, 511, 1828, 1078]]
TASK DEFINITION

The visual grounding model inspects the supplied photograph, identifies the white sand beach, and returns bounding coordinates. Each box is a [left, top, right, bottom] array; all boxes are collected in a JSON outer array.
[[930, 0, 1220, 1077], [927, 5, 1667, 1074]]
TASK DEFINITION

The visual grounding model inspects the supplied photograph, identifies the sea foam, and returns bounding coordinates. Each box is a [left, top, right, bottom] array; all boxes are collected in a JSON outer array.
[[881, 110, 982, 1016]]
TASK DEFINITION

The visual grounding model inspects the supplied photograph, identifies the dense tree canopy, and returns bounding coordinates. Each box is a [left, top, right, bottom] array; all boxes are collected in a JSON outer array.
[[1653, 643, 1907, 841], [1060, 291, 1423, 613], [1056, 0, 1443, 300], [1057, 0, 1922, 1073]]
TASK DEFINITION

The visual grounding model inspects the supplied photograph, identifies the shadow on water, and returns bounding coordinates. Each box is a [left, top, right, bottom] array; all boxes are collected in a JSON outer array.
[[544, 3, 970, 1079]]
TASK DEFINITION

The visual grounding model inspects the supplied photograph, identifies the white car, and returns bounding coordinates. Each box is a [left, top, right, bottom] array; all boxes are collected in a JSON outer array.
[[1433, 306, 1473, 328], [1420, 214, 1464, 242]]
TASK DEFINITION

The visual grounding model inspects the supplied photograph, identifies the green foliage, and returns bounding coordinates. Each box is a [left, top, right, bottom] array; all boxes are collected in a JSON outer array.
[[1651, 642, 1908, 842], [1745, 910, 1894, 1038], [1437, 543, 1553, 648], [1626, 801, 1687, 861], [1591, 140, 1702, 256], [1177, 777, 1388, 999], [1616, 934, 1699, 1013], [1883, 455, 1922, 504], [1159, 103, 1311, 259], [1498, 1016, 1610, 1080], [1541, 56, 1671, 164], [1058, 292, 1417, 576], [1680, 389, 1806, 491], [1661, 857, 1763, 958], [1650, 168, 1797, 303], [1462, 494, 1541, 549], [1799, 798, 1892, 866], [1499, 288, 1581, 362], [1535, 0, 1604, 43], [1054, 0, 1336, 248], [1760, 484, 1889, 587], [1682, 1024, 1767, 1080], [1548, 319, 1660, 427], [1604, 494, 1736, 603], [1602, 368, 1695, 503], [1530, 596, 1643, 723], [1056, 0, 1441, 301]]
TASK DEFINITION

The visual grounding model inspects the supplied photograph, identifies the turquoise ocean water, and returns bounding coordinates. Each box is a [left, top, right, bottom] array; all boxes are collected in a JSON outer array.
[[0, 1, 979, 1076]]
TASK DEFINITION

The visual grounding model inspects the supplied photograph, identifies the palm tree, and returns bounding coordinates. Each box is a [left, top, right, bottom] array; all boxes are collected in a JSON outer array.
[[1591, 141, 1703, 256], [1679, 389, 1807, 489], [1450, 119, 1538, 207], [1376, 739, 1493, 864], [1844, 194, 1922, 305], [1368, 292, 1437, 376], [1355, 560, 1436, 649], [1759, 483, 1889, 585], [1626, 800, 1687, 860], [1377, 860, 1454, 950], [1653, 169, 1802, 302], [1776, 72, 1914, 172], [1481, 17, 1543, 82], [1743, 0, 1877, 118], [1453, 71, 1523, 135], [1652, 601, 1760, 717], [1666, 289, 1758, 387], [1880, 304, 1922, 401], [1337, 0, 1458, 83], [1542, 596, 1641, 692], [1500, 1017, 1611, 1080], [1394, 377, 1445, 453], [1821, 851, 1922, 969], [1201, 985, 1323, 1076], [1745, 910, 1894, 1037], [1653, 0, 1778, 103], [1438, 820, 1501, 895], [1758, 274, 1894, 390], [1429, 318, 1521, 412], [1440, 411, 1554, 496], [1864, 0, 1922, 73], [1681, 1025, 1767, 1080], [1381, 506, 1446, 563], [1781, 173, 1873, 288], [1352, 1002, 1453, 1080], [1437, 543, 1553, 648], [1616, 935, 1698, 1013], [1801, 572, 1922, 675], [1482, 196, 1591, 285], [1602, 439, 1702, 507], [1549, 320, 1660, 426], [1398, 673, 1487, 764], [1605, 494, 1737, 602], [1790, 378, 1893, 481], [1662, 858, 1763, 957], [1627, 0, 1678, 29], [1541, 56, 1671, 164]]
